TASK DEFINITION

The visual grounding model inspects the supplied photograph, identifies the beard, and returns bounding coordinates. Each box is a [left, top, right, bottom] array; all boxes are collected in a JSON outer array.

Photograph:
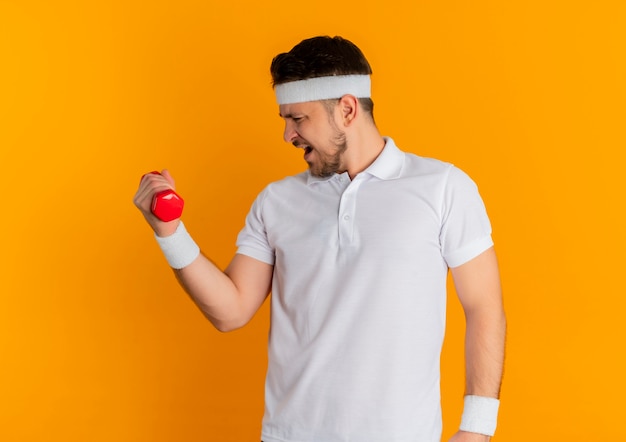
[[298, 129, 348, 178]]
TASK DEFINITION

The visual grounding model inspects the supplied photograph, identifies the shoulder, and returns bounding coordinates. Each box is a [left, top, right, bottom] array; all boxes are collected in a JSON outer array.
[[402, 152, 452, 174], [401, 151, 477, 186], [250, 171, 309, 208], [263, 171, 308, 194]]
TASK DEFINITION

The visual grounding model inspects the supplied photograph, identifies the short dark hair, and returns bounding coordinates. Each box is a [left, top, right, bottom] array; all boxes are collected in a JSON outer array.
[[270, 36, 375, 117]]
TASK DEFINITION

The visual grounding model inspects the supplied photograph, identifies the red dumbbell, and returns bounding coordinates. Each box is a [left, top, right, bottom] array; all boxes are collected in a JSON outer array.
[[142, 171, 184, 222]]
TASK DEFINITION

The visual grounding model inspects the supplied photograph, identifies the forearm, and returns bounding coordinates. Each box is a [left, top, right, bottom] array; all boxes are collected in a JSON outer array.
[[151, 222, 246, 329], [154, 224, 272, 332], [464, 307, 507, 398], [174, 253, 248, 332], [449, 308, 506, 441]]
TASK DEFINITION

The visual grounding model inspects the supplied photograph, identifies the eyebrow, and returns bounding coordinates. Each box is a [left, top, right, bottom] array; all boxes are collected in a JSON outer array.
[[279, 112, 301, 120]]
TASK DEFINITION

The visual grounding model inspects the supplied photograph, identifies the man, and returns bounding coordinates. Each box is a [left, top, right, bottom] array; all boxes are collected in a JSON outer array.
[[134, 36, 506, 442]]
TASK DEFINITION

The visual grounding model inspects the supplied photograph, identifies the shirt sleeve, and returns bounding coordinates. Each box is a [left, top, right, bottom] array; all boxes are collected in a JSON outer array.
[[440, 165, 494, 268], [235, 188, 276, 265]]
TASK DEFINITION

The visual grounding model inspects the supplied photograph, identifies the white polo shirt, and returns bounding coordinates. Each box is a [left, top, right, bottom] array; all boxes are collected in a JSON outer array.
[[236, 137, 493, 442]]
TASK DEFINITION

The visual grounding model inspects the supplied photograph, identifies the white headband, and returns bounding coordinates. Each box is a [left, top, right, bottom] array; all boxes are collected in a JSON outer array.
[[275, 74, 371, 105]]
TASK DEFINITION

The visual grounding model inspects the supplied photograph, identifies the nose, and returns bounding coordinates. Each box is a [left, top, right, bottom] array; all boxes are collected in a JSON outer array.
[[283, 120, 298, 143]]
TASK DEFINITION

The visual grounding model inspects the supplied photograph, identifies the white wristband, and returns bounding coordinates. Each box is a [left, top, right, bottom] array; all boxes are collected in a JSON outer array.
[[154, 221, 200, 269], [460, 395, 500, 436]]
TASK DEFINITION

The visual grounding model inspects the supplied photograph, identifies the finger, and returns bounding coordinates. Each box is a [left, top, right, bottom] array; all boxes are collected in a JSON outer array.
[[140, 170, 160, 184], [134, 172, 172, 211], [160, 169, 176, 188], [139, 171, 172, 192]]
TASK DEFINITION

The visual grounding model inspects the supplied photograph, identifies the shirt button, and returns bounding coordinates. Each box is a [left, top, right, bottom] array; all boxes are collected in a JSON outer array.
[[343, 215, 350, 220]]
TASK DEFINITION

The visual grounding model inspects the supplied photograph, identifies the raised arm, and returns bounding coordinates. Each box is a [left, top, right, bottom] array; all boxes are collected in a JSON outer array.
[[174, 253, 273, 331], [133, 170, 273, 332], [449, 246, 506, 441]]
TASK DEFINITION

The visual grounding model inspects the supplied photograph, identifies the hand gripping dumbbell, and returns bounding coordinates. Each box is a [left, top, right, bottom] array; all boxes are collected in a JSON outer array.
[[142, 171, 185, 222]]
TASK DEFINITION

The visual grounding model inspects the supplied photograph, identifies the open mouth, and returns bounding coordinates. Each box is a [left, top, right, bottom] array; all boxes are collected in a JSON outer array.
[[294, 140, 314, 160]]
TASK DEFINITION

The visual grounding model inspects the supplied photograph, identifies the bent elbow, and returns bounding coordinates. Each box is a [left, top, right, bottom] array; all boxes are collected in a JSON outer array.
[[213, 321, 241, 333], [211, 316, 250, 333]]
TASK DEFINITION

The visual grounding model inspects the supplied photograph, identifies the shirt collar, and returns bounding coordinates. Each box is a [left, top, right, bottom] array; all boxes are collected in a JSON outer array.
[[306, 136, 404, 185], [362, 137, 404, 180]]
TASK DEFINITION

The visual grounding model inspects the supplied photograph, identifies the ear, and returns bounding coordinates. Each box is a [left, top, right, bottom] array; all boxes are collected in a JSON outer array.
[[337, 94, 359, 127]]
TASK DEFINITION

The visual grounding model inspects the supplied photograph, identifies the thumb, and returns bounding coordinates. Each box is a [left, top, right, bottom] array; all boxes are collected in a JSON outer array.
[[160, 169, 176, 188]]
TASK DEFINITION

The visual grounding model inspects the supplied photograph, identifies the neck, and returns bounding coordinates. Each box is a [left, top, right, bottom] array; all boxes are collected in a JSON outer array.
[[342, 125, 386, 180]]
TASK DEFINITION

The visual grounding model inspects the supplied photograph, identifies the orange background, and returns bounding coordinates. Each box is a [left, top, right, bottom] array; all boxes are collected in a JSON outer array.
[[1, 0, 624, 440]]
